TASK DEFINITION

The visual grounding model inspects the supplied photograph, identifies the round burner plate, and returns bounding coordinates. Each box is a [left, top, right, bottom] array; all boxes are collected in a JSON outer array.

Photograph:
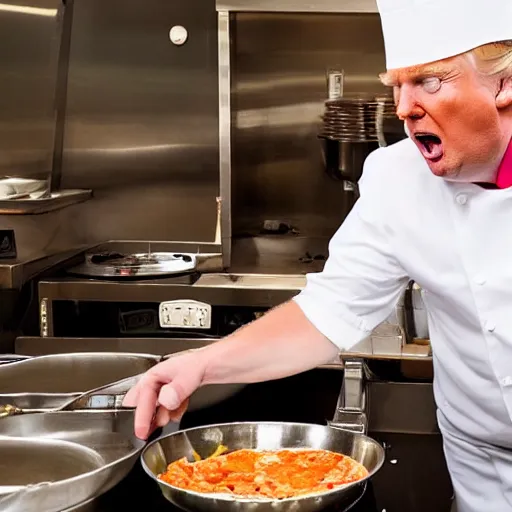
[[68, 252, 197, 278]]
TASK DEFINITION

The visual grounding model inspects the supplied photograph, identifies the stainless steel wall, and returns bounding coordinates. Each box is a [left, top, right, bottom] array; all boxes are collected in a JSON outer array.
[[0, 0, 63, 185], [1, 0, 220, 272], [58, 0, 220, 242], [230, 12, 388, 242], [1, 6, 393, 272]]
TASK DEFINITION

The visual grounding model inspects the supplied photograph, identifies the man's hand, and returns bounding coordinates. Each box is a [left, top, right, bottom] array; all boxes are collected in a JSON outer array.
[[123, 301, 342, 440], [123, 349, 207, 440]]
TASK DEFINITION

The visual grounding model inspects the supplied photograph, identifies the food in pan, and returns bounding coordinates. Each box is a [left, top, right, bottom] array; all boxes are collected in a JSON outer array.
[[192, 444, 228, 462], [158, 448, 368, 499]]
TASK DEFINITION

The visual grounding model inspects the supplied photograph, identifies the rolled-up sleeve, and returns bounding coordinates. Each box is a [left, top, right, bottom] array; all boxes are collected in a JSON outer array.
[[293, 149, 409, 350]]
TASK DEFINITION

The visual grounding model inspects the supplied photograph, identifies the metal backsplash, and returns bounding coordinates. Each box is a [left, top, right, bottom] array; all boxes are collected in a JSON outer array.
[[58, 0, 220, 243], [1, 4, 393, 280], [0, 0, 63, 185], [0, 0, 221, 285], [228, 12, 390, 271]]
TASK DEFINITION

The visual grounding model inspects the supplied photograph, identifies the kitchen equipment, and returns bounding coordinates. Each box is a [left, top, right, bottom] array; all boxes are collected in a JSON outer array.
[[319, 93, 402, 189], [61, 241, 224, 280], [141, 421, 385, 512], [398, 282, 432, 380], [402, 281, 430, 343], [0, 352, 158, 392], [38, 367, 452, 512], [67, 251, 199, 278], [0, 370, 142, 418], [320, 95, 396, 144], [0, 375, 150, 507], [321, 138, 379, 188], [0, 351, 244, 414], [0, 352, 157, 416], [0, 410, 147, 512], [0, 437, 105, 496]]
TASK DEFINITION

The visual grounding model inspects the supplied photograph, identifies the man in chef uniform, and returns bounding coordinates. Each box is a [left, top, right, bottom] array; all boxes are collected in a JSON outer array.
[[125, 1, 512, 510]]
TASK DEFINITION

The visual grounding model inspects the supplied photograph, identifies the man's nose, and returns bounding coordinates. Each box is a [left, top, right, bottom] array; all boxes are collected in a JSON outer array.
[[395, 85, 424, 120]]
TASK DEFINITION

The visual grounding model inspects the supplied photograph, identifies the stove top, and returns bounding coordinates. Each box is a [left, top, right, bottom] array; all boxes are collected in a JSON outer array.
[[67, 251, 198, 278]]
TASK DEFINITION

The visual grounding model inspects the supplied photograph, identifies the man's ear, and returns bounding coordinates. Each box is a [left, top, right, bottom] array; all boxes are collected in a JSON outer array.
[[496, 77, 512, 109]]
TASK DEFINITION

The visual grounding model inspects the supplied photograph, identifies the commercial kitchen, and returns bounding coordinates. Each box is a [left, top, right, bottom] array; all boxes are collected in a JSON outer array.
[[0, 0, 453, 510]]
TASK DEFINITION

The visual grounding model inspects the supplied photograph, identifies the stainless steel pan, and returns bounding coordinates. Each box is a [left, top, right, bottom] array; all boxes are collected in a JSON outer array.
[[0, 409, 147, 512], [0, 352, 159, 393], [141, 421, 385, 512], [0, 372, 177, 511], [0, 372, 143, 417], [0, 351, 244, 414], [0, 436, 105, 496], [0, 352, 157, 416]]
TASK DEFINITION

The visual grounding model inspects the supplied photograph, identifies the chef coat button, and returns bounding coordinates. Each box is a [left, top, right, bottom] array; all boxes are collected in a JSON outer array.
[[474, 274, 486, 285], [484, 320, 496, 332], [455, 193, 468, 205], [501, 376, 512, 387]]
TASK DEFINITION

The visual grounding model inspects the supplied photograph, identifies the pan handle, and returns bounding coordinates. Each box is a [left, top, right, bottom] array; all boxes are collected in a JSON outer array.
[[59, 373, 143, 411], [30, 351, 205, 412], [0, 404, 23, 419], [61, 349, 209, 412]]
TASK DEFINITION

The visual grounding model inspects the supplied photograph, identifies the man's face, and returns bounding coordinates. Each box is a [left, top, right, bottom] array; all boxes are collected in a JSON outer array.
[[380, 55, 512, 182]]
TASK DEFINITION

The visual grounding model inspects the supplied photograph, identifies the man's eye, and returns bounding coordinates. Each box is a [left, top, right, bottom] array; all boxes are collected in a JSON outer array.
[[422, 77, 441, 94]]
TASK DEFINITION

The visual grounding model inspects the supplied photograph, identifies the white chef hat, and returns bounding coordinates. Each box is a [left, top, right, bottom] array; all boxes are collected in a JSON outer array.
[[376, 0, 512, 70]]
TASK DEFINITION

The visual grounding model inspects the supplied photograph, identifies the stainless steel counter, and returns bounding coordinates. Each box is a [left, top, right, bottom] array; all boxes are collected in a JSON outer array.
[[0, 241, 223, 290], [0, 247, 87, 290]]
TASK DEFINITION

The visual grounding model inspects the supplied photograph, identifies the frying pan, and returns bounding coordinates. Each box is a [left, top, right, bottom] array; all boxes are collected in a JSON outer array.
[[0, 350, 244, 415], [0, 409, 147, 512], [141, 421, 385, 512], [0, 436, 105, 496], [0, 369, 143, 418], [0, 373, 160, 511]]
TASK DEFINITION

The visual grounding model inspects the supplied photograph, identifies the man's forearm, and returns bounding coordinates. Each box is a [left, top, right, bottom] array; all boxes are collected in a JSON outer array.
[[201, 300, 339, 385]]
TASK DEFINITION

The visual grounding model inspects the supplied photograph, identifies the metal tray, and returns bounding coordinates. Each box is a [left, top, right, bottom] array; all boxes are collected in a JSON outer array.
[[0, 189, 92, 215], [0, 410, 146, 512], [0, 351, 244, 413]]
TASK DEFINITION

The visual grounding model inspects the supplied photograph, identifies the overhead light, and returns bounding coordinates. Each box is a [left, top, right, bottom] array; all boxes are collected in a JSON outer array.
[[0, 3, 58, 17]]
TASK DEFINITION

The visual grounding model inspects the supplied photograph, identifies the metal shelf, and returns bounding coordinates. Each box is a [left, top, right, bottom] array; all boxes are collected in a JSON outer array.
[[38, 273, 304, 306], [17, 336, 431, 364], [0, 189, 92, 215], [216, 0, 378, 13]]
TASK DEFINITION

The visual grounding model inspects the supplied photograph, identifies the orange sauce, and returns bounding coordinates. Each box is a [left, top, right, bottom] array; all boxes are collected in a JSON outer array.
[[158, 449, 368, 499]]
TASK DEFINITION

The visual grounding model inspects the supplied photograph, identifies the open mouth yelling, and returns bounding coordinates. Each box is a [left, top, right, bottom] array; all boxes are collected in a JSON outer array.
[[414, 132, 444, 162]]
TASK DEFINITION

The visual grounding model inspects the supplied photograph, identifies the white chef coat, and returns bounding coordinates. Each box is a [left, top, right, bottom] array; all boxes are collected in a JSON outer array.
[[294, 137, 512, 511]]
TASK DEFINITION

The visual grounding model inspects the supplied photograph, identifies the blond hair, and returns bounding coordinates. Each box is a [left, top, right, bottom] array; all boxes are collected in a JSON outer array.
[[470, 40, 512, 78]]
